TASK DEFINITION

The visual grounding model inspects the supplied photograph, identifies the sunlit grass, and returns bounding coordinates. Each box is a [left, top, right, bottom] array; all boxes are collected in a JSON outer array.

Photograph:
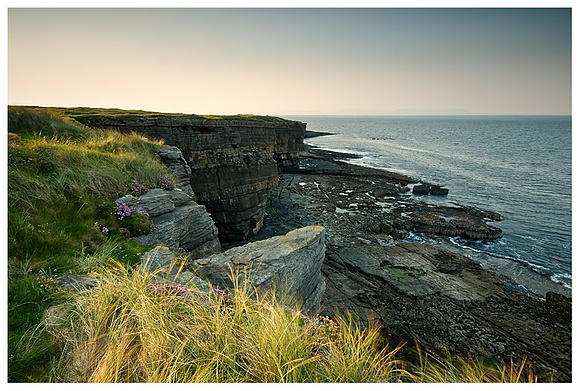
[[28, 261, 537, 383], [7, 106, 171, 381], [37, 263, 408, 382], [13, 105, 291, 123], [402, 340, 538, 383]]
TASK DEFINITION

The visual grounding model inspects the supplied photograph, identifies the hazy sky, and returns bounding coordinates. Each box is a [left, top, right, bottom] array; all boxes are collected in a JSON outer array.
[[7, 6, 572, 115]]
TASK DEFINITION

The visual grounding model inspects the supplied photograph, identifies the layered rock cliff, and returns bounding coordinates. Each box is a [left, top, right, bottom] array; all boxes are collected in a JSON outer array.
[[73, 112, 306, 241], [116, 189, 221, 259]]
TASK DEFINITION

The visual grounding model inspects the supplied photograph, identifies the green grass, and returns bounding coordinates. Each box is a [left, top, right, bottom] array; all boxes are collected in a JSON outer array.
[[15, 105, 292, 124], [7, 106, 174, 381], [7, 106, 539, 383]]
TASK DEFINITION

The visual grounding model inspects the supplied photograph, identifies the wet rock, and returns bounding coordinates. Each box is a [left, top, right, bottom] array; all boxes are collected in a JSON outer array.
[[412, 184, 430, 195], [256, 145, 571, 381], [391, 206, 503, 240], [429, 185, 449, 196]]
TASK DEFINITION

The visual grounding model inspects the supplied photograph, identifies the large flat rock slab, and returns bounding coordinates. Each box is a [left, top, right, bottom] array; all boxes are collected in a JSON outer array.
[[190, 226, 326, 314]]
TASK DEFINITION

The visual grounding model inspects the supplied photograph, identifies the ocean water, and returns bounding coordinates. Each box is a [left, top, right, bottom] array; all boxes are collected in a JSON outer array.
[[287, 115, 572, 297]]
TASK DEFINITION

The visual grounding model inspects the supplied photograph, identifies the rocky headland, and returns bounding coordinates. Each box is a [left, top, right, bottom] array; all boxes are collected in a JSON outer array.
[[67, 110, 571, 381]]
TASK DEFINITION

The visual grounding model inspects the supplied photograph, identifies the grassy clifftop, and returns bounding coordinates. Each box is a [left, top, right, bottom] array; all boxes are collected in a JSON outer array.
[[18, 105, 293, 124], [7, 106, 537, 383]]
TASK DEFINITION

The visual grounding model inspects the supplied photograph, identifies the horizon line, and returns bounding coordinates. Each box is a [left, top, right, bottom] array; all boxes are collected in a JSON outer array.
[[7, 103, 571, 117]]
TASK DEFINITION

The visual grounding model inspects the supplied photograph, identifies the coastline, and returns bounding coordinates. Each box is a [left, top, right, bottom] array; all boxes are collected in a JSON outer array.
[[256, 136, 572, 381], [301, 131, 571, 299]]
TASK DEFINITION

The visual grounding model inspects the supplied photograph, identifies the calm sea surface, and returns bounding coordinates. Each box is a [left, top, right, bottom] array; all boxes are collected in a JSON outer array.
[[286, 115, 572, 297]]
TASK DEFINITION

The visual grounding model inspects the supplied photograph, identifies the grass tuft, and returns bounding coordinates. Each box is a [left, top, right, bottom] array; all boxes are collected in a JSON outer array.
[[8, 106, 169, 381], [38, 264, 409, 382]]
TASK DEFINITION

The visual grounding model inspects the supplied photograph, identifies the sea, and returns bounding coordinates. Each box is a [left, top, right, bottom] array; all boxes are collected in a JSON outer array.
[[286, 115, 572, 298]]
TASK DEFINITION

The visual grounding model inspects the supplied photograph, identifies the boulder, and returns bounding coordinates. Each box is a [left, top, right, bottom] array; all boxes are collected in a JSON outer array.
[[412, 184, 430, 195], [190, 226, 326, 314], [116, 189, 221, 259], [140, 246, 211, 290], [429, 185, 449, 196]]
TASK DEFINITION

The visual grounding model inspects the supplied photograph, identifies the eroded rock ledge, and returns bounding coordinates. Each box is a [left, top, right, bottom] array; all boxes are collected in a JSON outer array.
[[66, 110, 570, 380], [190, 225, 326, 314], [73, 113, 306, 241]]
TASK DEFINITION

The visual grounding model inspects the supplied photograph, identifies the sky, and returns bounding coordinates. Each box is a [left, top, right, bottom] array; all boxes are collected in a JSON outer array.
[[5, 2, 574, 116]]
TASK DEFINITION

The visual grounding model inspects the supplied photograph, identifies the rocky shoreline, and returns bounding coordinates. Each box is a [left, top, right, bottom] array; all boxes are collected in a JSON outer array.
[[252, 141, 572, 382]]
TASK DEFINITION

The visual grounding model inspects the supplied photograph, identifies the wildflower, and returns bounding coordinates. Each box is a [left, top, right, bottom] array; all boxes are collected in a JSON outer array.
[[147, 282, 191, 298], [130, 179, 149, 195], [115, 200, 132, 220], [36, 275, 59, 291], [136, 208, 149, 218], [95, 221, 109, 235], [157, 174, 176, 190]]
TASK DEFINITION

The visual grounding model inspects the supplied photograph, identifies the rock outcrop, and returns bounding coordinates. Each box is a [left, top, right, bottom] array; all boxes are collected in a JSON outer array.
[[412, 184, 430, 195], [139, 245, 211, 290], [116, 188, 221, 259], [256, 145, 571, 382], [73, 112, 306, 241], [190, 226, 326, 314], [157, 146, 195, 198], [413, 183, 449, 196]]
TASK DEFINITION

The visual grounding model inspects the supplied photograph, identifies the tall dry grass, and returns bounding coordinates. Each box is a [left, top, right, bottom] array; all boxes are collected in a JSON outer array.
[[41, 263, 407, 382]]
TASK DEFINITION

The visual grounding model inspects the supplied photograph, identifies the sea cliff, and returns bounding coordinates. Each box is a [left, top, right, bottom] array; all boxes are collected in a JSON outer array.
[[71, 110, 305, 241]]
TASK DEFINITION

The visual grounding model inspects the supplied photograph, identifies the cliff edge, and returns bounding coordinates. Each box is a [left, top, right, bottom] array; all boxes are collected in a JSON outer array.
[[70, 109, 306, 241]]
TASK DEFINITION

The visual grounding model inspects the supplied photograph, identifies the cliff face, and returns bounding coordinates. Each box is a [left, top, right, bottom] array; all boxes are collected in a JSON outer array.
[[74, 114, 306, 241]]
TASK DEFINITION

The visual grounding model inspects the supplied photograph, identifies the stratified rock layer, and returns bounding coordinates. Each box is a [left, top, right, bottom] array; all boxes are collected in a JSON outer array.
[[190, 226, 326, 314], [157, 146, 195, 198], [116, 188, 221, 259], [74, 113, 306, 241]]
